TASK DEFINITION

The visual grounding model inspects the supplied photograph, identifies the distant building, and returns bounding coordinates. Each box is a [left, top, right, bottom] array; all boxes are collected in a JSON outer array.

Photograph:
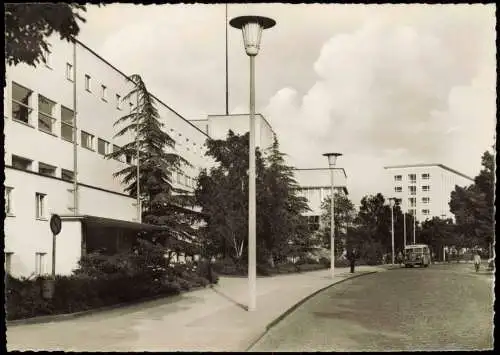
[[383, 164, 474, 222], [293, 168, 349, 231], [190, 113, 275, 150]]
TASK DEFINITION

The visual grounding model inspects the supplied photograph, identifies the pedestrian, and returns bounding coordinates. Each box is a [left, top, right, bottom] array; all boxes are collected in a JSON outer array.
[[347, 248, 356, 273], [397, 251, 404, 266], [473, 250, 481, 272]]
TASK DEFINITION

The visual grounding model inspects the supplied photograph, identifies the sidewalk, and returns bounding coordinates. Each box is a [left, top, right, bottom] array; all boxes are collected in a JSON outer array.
[[7, 265, 383, 352]]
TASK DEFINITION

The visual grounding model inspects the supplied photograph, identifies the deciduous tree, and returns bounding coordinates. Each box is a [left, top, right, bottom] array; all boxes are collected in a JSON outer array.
[[5, 3, 87, 68]]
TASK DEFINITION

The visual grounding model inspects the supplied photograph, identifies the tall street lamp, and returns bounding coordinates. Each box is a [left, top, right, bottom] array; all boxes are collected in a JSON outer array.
[[230, 15, 276, 312], [323, 152, 342, 278], [389, 198, 395, 265]]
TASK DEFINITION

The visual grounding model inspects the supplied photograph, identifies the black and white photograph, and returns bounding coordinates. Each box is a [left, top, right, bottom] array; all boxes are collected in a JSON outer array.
[[3, 3, 495, 352]]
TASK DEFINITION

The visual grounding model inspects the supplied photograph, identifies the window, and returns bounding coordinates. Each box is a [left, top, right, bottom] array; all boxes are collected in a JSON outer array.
[[66, 63, 74, 81], [408, 198, 416, 208], [36, 193, 47, 219], [307, 216, 320, 232], [112, 144, 123, 161], [129, 101, 134, 112], [38, 95, 56, 133], [408, 174, 416, 183], [38, 162, 56, 177], [98, 138, 109, 155], [422, 185, 430, 192], [408, 209, 416, 216], [61, 106, 74, 141], [422, 173, 430, 180], [125, 153, 132, 164], [177, 172, 182, 184], [12, 155, 33, 170], [408, 185, 416, 195], [35, 252, 47, 276], [422, 197, 430, 204], [101, 85, 107, 101], [5, 187, 13, 215], [116, 94, 121, 109], [85, 74, 91, 92], [394, 175, 402, 182], [12, 82, 33, 124], [394, 186, 402, 193], [61, 169, 74, 182], [422, 209, 430, 215], [5, 252, 13, 275], [81, 131, 94, 150]]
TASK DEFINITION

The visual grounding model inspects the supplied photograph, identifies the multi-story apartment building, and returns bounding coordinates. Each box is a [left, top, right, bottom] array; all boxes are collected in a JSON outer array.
[[4, 36, 213, 277], [384, 164, 474, 222], [293, 168, 349, 231]]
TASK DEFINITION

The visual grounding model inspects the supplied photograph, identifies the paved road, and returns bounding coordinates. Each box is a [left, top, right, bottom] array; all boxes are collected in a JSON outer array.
[[250, 264, 494, 351]]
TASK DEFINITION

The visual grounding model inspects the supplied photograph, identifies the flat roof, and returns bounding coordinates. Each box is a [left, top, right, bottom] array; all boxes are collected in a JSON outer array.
[[206, 113, 276, 136], [383, 163, 474, 181], [293, 167, 348, 179]]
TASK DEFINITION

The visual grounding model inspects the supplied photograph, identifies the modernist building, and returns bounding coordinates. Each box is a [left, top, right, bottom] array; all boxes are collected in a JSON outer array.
[[190, 113, 275, 150], [293, 168, 349, 231], [4, 35, 213, 277], [384, 164, 474, 222], [3, 35, 349, 277]]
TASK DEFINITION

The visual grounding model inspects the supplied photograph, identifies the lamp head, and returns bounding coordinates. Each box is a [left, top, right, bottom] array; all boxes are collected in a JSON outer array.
[[323, 152, 343, 167], [230, 15, 276, 56]]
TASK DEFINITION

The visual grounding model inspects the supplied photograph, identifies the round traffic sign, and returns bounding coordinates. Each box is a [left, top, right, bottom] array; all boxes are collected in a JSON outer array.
[[50, 214, 62, 235]]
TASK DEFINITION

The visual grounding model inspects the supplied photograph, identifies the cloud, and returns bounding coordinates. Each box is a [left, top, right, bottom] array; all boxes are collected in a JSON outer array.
[[263, 6, 496, 205]]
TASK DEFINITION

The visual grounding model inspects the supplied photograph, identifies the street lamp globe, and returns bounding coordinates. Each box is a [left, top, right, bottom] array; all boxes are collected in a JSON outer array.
[[323, 152, 343, 168], [230, 16, 276, 56], [389, 198, 396, 208]]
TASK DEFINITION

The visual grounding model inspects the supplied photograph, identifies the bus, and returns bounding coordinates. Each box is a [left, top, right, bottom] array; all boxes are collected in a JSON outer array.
[[404, 244, 431, 268]]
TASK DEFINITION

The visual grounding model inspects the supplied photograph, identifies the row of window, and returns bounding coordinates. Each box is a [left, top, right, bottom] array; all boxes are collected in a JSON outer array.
[[4, 252, 47, 276], [11, 81, 207, 158], [406, 209, 430, 216], [395, 185, 431, 194], [10, 152, 196, 190], [408, 197, 431, 207], [5, 186, 47, 220], [394, 173, 430, 182]]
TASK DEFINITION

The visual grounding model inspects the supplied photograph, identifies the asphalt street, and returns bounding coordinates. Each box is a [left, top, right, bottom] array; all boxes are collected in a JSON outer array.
[[250, 263, 494, 352]]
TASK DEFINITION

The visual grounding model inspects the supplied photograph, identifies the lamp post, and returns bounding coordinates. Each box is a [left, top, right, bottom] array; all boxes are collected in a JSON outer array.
[[389, 198, 395, 265], [323, 152, 342, 278], [230, 15, 275, 312]]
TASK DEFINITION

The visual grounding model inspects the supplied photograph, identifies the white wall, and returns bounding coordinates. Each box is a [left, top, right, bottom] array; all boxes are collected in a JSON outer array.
[[293, 169, 348, 216], [207, 114, 275, 150], [386, 165, 474, 222], [4, 34, 217, 277], [55, 219, 83, 275]]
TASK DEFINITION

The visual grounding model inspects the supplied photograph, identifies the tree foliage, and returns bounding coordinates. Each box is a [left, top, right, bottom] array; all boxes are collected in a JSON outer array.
[[107, 74, 197, 244], [5, 3, 87, 68], [319, 193, 356, 254], [449, 150, 495, 249], [195, 132, 310, 266]]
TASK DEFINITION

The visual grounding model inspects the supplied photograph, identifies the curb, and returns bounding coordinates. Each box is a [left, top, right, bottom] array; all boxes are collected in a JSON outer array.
[[244, 270, 379, 351], [6, 284, 210, 327]]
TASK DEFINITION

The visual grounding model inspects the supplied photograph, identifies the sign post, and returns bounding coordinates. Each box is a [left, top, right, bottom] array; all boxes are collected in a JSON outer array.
[[50, 214, 62, 278], [42, 214, 62, 300]]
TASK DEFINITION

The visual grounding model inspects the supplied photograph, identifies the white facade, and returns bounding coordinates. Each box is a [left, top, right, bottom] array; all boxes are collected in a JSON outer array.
[[4, 35, 212, 277], [191, 113, 275, 150], [293, 169, 349, 230], [384, 164, 474, 222]]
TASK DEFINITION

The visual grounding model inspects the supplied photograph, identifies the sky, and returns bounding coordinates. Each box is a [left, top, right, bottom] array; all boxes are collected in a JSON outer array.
[[77, 3, 496, 206]]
